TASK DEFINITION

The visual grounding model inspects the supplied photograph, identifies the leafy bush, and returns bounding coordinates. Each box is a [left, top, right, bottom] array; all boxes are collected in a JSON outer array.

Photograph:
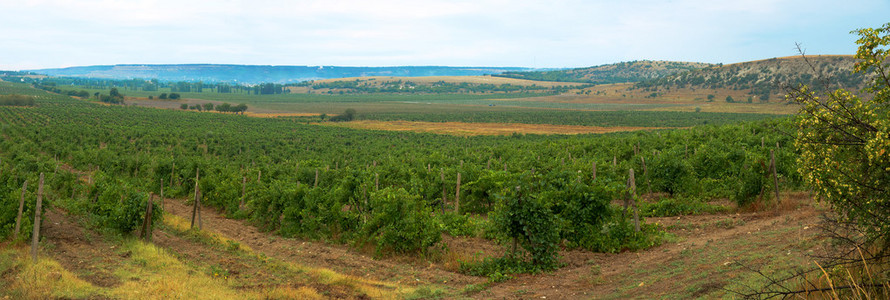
[[362, 187, 441, 255], [490, 189, 560, 271]]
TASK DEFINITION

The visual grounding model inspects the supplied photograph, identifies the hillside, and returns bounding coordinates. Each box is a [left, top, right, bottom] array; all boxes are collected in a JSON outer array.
[[25, 64, 533, 84], [493, 60, 715, 84], [631, 55, 867, 100]]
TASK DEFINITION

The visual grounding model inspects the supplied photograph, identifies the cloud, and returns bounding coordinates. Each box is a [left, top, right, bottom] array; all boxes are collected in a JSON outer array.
[[0, 0, 887, 70]]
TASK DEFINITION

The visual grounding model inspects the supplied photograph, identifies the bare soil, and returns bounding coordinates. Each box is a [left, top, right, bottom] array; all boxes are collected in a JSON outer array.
[[34, 189, 825, 299]]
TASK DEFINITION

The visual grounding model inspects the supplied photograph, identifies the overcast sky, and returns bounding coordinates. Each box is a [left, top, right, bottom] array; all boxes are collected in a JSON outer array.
[[1, 0, 887, 70]]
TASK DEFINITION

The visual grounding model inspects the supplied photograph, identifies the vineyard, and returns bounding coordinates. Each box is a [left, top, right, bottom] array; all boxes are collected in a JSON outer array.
[[0, 78, 815, 298]]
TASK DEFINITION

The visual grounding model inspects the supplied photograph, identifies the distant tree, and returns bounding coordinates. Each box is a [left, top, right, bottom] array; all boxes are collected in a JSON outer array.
[[203, 103, 214, 111], [320, 113, 327, 121], [148, 96, 153, 100], [746, 96, 753, 103], [169, 93, 181, 100], [159, 93, 168, 100], [329, 108, 357, 122], [725, 96, 734, 103], [216, 103, 232, 112], [234, 103, 247, 114], [109, 88, 122, 99], [180, 104, 188, 110], [706, 94, 715, 102]]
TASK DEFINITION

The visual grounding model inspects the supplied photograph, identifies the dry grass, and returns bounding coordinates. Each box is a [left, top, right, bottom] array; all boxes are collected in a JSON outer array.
[[789, 249, 890, 299], [1, 245, 100, 299], [161, 213, 407, 299], [321, 120, 664, 136]]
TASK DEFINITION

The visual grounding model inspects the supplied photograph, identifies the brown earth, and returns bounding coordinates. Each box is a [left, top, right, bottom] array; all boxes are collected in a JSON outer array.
[[35, 186, 825, 299]]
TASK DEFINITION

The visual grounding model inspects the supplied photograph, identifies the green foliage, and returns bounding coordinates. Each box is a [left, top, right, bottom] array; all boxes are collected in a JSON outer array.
[[648, 150, 696, 196], [792, 23, 890, 244], [87, 173, 162, 234], [639, 196, 727, 217], [490, 188, 560, 271], [436, 212, 477, 237], [362, 188, 441, 255], [0, 94, 35, 106]]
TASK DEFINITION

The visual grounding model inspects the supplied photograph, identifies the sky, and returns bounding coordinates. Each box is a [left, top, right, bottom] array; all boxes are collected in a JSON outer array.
[[1, 0, 888, 70]]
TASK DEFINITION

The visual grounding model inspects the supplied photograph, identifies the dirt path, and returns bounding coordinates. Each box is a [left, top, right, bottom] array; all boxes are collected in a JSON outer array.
[[42, 209, 122, 289], [479, 195, 824, 299], [161, 198, 484, 291]]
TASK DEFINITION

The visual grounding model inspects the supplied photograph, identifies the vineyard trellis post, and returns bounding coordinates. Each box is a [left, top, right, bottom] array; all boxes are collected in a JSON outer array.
[[314, 168, 319, 188], [770, 150, 780, 202], [31, 173, 44, 263], [191, 168, 201, 229], [592, 161, 596, 181], [455, 172, 461, 214], [141, 193, 154, 242], [14, 181, 27, 240], [239, 177, 246, 210]]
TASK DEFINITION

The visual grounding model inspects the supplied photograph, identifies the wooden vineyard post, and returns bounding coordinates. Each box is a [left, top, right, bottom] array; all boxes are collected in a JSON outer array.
[[314, 169, 319, 188], [197, 190, 203, 229], [761, 137, 765, 148], [191, 168, 200, 229], [31, 173, 44, 263], [503, 163, 507, 172], [239, 177, 246, 210], [440, 168, 446, 214], [628, 169, 640, 232], [141, 193, 154, 242], [640, 156, 651, 195], [455, 173, 461, 214], [613, 156, 617, 166], [14, 181, 27, 240], [770, 150, 780, 202], [592, 162, 596, 181], [375, 173, 379, 191], [257, 170, 262, 183]]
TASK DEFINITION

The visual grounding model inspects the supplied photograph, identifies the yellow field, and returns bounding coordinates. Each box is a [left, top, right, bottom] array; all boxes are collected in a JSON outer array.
[[320, 120, 663, 136]]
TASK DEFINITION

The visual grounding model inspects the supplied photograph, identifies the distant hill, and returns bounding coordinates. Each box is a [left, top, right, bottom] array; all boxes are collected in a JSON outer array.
[[631, 55, 866, 99], [493, 60, 715, 84], [26, 64, 533, 84]]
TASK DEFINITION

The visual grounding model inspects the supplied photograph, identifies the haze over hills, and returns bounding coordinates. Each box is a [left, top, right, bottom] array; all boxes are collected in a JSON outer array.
[[25, 64, 534, 84], [493, 61, 716, 84]]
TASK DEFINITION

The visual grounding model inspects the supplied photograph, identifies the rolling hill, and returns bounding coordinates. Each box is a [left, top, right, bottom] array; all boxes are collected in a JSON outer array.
[[630, 55, 867, 99], [493, 60, 715, 84]]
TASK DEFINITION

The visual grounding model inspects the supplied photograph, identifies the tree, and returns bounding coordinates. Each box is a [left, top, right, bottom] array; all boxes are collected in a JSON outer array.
[[706, 94, 715, 102], [168, 93, 181, 100], [159, 93, 168, 100], [180, 104, 188, 110], [790, 23, 890, 249], [203, 103, 214, 111], [216, 103, 231, 113], [724, 95, 734, 103], [234, 103, 247, 114]]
